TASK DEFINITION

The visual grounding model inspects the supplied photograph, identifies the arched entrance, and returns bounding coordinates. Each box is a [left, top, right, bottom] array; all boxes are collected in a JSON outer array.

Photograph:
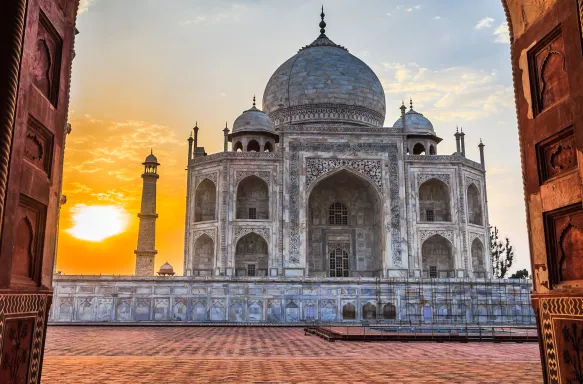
[[234, 232, 268, 277], [307, 169, 382, 277]]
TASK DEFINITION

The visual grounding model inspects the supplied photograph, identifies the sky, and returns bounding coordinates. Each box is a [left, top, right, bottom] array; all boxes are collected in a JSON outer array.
[[57, 0, 530, 276]]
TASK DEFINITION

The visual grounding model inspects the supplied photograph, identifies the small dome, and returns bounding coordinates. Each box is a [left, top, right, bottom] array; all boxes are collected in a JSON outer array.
[[393, 105, 434, 134], [144, 150, 159, 164], [232, 104, 275, 135], [157, 262, 174, 276]]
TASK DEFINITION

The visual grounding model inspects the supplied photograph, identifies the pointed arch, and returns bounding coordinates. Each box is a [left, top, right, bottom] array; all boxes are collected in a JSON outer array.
[[247, 140, 260, 152], [236, 175, 269, 220], [467, 183, 483, 225], [419, 178, 451, 222], [234, 141, 243, 152], [307, 169, 383, 277], [234, 232, 268, 277], [194, 178, 216, 222], [471, 237, 486, 277], [13, 216, 34, 280], [263, 141, 273, 152], [422, 234, 454, 278], [413, 143, 426, 155], [192, 234, 214, 275]]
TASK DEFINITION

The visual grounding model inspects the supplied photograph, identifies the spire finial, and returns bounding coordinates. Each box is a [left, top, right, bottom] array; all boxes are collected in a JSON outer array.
[[150, 148, 153, 155], [456, 126, 459, 133], [409, 98, 413, 110], [319, 6, 327, 37], [225, 121, 228, 128], [253, 95, 256, 107], [194, 121, 198, 128]]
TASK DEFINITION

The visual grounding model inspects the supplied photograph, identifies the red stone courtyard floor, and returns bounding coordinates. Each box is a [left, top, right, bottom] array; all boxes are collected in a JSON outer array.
[[42, 326, 543, 383]]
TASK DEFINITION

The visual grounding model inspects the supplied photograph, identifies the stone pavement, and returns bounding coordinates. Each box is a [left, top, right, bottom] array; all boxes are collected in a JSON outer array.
[[42, 326, 543, 383]]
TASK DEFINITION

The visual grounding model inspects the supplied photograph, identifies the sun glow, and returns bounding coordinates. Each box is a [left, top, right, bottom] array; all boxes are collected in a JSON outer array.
[[66, 204, 131, 242]]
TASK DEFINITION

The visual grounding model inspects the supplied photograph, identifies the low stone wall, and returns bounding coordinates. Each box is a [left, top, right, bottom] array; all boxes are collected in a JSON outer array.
[[49, 275, 535, 324]]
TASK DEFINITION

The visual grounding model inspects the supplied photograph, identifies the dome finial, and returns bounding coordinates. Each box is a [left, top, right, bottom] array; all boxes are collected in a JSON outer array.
[[410, 98, 413, 110], [253, 95, 256, 107], [150, 148, 153, 155], [319, 5, 327, 37]]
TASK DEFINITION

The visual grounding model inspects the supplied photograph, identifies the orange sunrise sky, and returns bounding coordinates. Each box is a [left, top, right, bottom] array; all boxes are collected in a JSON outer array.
[[57, 0, 529, 276]]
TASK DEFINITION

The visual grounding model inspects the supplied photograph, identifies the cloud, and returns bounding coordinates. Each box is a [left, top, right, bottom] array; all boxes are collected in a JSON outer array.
[[396, 5, 404, 10], [433, 16, 441, 20], [219, 92, 227, 97], [179, 4, 251, 26], [493, 23, 510, 44], [386, 12, 392, 16], [378, 62, 513, 122], [78, 0, 97, 14], [407, 5, 421, 12], [475, 17, 495, 29]]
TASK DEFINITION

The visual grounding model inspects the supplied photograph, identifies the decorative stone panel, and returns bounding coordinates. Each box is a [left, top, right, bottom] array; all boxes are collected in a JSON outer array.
[[192, 228, 217, 244], [305, 158, 382, 190], [465, 175, 481, 192], [417, 173, 451, 187], [194, 173, 218, 189], [419, 230, 454, 245], [233, 227, 270, 244], [235, 171, 270, 185], [468, 232, 485, 246]]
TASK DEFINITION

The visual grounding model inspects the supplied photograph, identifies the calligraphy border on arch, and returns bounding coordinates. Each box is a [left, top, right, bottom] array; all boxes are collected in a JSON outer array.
[[289, 142, 400, 266], [234, 171, 270, 185], [193, 172, 218, 189], [416, 173, 451, 187], [192, 228, 217, 245], [419, 230, 454, 245], [233, 227, 270, 244], [305, 158, 382, 191]]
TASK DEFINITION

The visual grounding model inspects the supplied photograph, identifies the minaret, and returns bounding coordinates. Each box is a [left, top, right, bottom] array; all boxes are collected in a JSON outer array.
[[460, 127, 466, 157], [478, 138, 485, 168], [223, 122, 230, 152], [454, 127, 461, 154], [135, 150, 160, 276]]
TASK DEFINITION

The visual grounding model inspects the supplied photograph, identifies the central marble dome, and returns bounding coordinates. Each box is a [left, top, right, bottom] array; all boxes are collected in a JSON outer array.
[[262, 18, 386, 128]]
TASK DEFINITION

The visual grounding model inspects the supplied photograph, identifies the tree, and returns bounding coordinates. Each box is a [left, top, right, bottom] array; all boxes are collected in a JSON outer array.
[[490, 225, 514, 278], [510, 269, 530, 279]]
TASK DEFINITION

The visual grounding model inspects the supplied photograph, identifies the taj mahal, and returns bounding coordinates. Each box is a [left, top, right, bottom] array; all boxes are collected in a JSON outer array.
[[50, 11, 534, 325]]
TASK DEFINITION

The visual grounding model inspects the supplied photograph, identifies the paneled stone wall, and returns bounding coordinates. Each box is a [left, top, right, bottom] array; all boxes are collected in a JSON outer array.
[[50, 276, 535, 325]]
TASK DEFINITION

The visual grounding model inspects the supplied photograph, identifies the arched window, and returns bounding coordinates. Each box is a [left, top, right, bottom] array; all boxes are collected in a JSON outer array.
[[247, 140, 260, 152], [329, 248, 349, 277], [383, 303, 396, 320], [429, 145, 436, 155], [236, 176, 269, 219], [419, 179, 451, 222], [264, 142, 273, 152], [362, 303, 377, 320], [328, 202, 348, 225], [234, 141, 243, 152], [413, 143, 426, 155], [467, 184, 483, 225], [342, 303, 356, 320], [194, 179, 216, 222]]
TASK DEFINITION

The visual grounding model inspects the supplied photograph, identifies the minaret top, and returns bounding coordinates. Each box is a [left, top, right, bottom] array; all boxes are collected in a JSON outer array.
[[319, 6, 327, 37]]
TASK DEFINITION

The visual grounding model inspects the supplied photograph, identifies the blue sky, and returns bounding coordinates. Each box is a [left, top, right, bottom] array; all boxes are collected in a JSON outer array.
[[62, 0, 530, 275]]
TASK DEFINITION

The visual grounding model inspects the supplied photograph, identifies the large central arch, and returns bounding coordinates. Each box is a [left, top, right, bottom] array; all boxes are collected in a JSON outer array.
[[306, 169, 383, 277]]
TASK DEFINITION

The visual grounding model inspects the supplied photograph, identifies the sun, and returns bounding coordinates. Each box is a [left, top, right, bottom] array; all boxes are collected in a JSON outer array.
[[66, 204, 131, 242]]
